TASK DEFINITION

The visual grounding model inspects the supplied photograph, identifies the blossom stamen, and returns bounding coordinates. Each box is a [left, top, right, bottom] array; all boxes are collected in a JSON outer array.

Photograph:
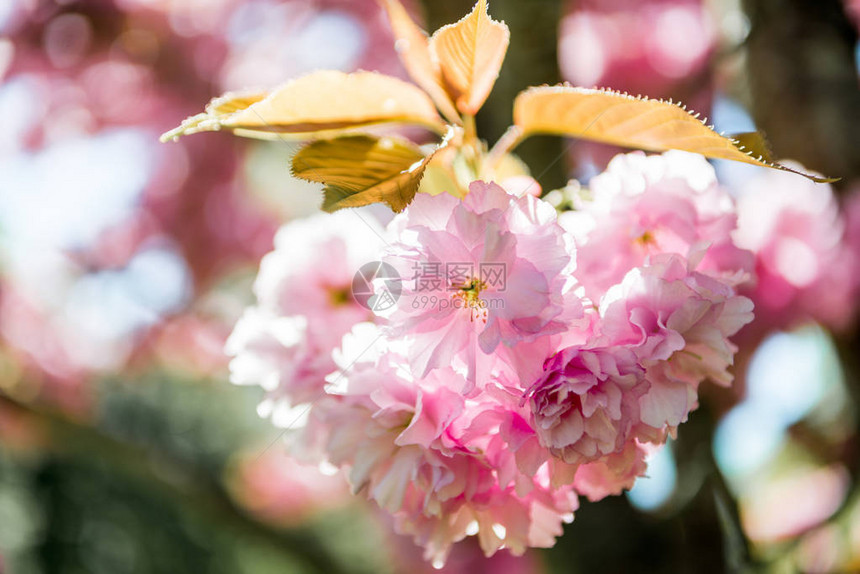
[[328, 285, 353, 307], [452, 277, 489, 323], [635, 230, 655, 246]]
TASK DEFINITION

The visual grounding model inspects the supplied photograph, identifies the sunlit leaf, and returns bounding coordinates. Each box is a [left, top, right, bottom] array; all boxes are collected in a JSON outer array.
[[379, 0, 460, 124], [160, 90, 267, 142], [292, 131, 451, 212], [429, 0, 509, 116], [728, 131, 776, 163], [418, 146, 465, 198], [206, 91, 268, 115], [161, 71, 444, 142], [513, 86, 838, 183]]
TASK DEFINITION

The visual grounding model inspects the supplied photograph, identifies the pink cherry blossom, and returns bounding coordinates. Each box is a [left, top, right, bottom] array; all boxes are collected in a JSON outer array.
[[226, 310, 327, 417], [733, 166, 858, 333], [254, 211, 385, 345], [226, 162, 758, 563], [313, 324, 579, 564], [226, 211, 386, 425], [526, 346, 646, 465], [561, 151, 754, 304], [383, 181, 580, 379], [571, 439, 652, 502], [598, 254, 754, 429]]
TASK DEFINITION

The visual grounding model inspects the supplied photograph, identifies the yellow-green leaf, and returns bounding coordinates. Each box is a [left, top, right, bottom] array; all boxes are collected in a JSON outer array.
[[728, 131, 776, 163], [513, 86, 838, 183], [418, 147, 464, 198], [160, 90, 267, 142], [430, 0, 509, 116], [206, 91, 268, 115], [379, 0, 461, 124], [161, 71, 445, 142], [292, 132, 450, 213]]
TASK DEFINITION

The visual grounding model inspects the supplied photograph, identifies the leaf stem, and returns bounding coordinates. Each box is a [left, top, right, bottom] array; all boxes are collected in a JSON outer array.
[[485, 125, 525, 174], [462, 114, 478, 144]]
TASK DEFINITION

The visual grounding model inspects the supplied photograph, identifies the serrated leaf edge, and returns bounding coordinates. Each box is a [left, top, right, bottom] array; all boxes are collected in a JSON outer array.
[[515, 85, 839, 184]]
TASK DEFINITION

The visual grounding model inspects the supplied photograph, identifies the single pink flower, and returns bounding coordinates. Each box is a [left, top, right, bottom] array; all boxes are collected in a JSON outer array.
[[733, 166, 858, 333], [561, 151, 753, 304], [384, 181, 580, 379], [254, 211, 385, 347], [526, 346, 646, 465], [598, 254, 754, 429], [226, 211, 387, 423]]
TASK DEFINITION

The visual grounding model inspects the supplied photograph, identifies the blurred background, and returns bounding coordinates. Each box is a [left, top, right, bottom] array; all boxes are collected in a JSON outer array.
[[1, 0, 860, 572]]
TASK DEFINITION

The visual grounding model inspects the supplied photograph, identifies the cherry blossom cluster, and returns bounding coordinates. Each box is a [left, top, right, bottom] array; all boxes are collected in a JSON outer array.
[[227, 151, 757, 564], [732, 165, 860, 336]]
